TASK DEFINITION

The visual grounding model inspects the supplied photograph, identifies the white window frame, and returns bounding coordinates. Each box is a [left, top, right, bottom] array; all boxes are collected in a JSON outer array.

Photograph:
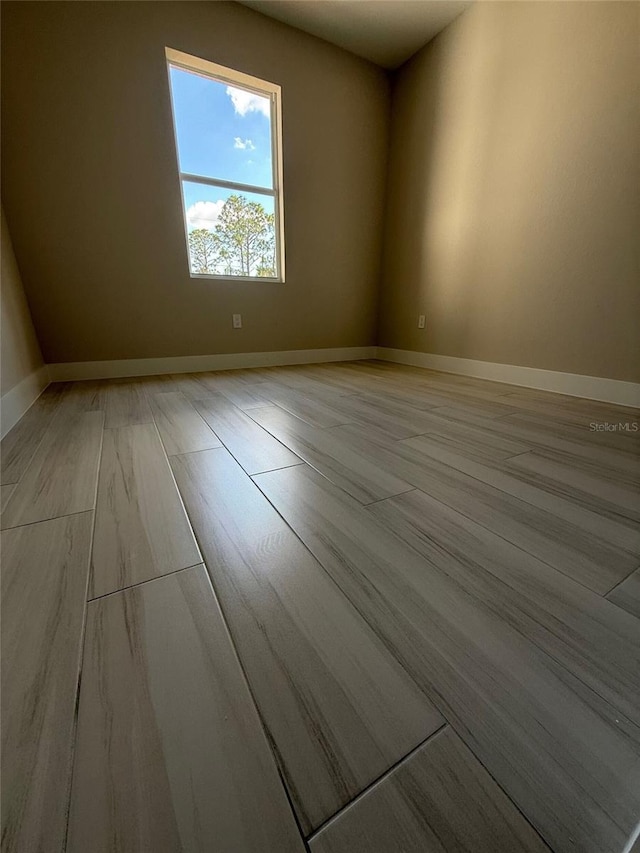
[[165, 47, 285, 283]]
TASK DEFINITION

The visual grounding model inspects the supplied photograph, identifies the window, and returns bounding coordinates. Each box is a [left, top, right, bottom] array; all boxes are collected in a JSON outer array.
[[166, 48, 284, 281]]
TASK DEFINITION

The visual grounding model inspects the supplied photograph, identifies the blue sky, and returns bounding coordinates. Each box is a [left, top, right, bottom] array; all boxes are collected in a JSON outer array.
[[169, 66, 273, 232]]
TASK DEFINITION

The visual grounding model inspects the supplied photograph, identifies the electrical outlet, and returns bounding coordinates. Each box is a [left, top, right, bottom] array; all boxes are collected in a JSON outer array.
[[232, 314, 242, 329], [418, 315, 426, 329]]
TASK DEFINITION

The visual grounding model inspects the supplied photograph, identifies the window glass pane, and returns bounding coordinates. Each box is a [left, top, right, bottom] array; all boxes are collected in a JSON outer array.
[[169, 66, 273, 189], [183, 181, 277, 278]]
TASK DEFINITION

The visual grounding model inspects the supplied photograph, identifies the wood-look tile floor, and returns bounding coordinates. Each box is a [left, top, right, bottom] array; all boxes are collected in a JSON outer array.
[[2, 360, 639, 853]]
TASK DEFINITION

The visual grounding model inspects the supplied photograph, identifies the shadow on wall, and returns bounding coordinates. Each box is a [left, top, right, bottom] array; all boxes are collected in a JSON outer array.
[[379, 2, 640, 382], [381, 7, 510, 355]]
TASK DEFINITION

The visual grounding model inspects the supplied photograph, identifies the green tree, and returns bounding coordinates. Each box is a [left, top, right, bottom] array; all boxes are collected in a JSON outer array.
[[256, 258, 277, 277], [188, 228, 221, 275], [188, 194, 275, 277]]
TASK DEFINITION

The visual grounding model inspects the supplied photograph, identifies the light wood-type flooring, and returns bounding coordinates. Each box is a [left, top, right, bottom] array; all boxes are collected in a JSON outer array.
[[2, 360, 639, 853]]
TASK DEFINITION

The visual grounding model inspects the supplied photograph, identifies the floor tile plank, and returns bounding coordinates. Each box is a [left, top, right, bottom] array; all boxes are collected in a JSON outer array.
[[171, 447, 443, 832], [261, 365, 356, 397], [1, 513, 93, 853], [506, 449, 640, 523], [218, 383, 273, 410], [56, 380, 106, 415], [0, 384, 65, 484], [1, 411, 104, 529], [499, 389, 640, 427], [167, 372, 213, 400], [103, 379, 153, 428], [149, 391, 221, 456], [316, 366, 522, 416], [328, 393, 436, 440], [369, 488, 640, 724], [66, 566, 305, 853], [255, 463, 640, 853], [329, 422, 638, 593], [341, 391, 528, 444], [607, 568, 640, 619], [90, 423, 201, 598], [257, 381, 352, 428], [1, 483, 16, 511], [310, 727, 550, 853], [401, 433, 640, 555], [339, 402, 532, 458], [251, 406, 412, 503], [463, 409, 640, 476], [194, 395, 301, 475], [189, 372, 272, 410], [135, 373, 178, 396], [501, 405, 640, 453]]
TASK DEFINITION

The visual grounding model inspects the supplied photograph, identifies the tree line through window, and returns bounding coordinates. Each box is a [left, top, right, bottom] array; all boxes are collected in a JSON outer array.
[[188, 194, 276, 277]]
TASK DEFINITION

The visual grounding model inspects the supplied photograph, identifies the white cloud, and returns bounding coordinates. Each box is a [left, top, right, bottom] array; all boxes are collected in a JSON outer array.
[[226, 86, 270, 118], [185, 200, 225, 230], [233, 137, 256, 150]]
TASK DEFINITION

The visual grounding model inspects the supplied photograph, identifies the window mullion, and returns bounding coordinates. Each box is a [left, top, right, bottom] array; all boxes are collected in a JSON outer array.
[[180, 173, 276, 198]]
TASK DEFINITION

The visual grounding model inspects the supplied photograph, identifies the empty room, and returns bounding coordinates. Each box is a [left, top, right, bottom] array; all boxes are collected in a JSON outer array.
[[1, 1, 639, 851]]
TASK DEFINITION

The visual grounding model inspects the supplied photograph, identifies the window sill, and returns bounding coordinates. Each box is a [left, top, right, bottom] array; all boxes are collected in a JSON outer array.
[[190, 273, 285, 283]]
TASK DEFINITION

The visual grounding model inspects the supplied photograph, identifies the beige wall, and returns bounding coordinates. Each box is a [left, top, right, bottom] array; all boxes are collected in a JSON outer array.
[[1, 1, 389, 364], [1, 207, 44, 395], [379, 1, 640, 382], [3, 2, 638, 381]]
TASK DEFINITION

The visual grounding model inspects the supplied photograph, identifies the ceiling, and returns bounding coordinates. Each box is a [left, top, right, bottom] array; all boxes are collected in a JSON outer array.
[[237, 0, 473, 70]]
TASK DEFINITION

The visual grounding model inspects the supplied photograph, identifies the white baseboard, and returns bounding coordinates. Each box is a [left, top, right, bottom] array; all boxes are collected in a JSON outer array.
[[47, 346, 378, 382], [1, 365, 50, 439], [29, 345, 640, 408], [376, 348, 640, 408]]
